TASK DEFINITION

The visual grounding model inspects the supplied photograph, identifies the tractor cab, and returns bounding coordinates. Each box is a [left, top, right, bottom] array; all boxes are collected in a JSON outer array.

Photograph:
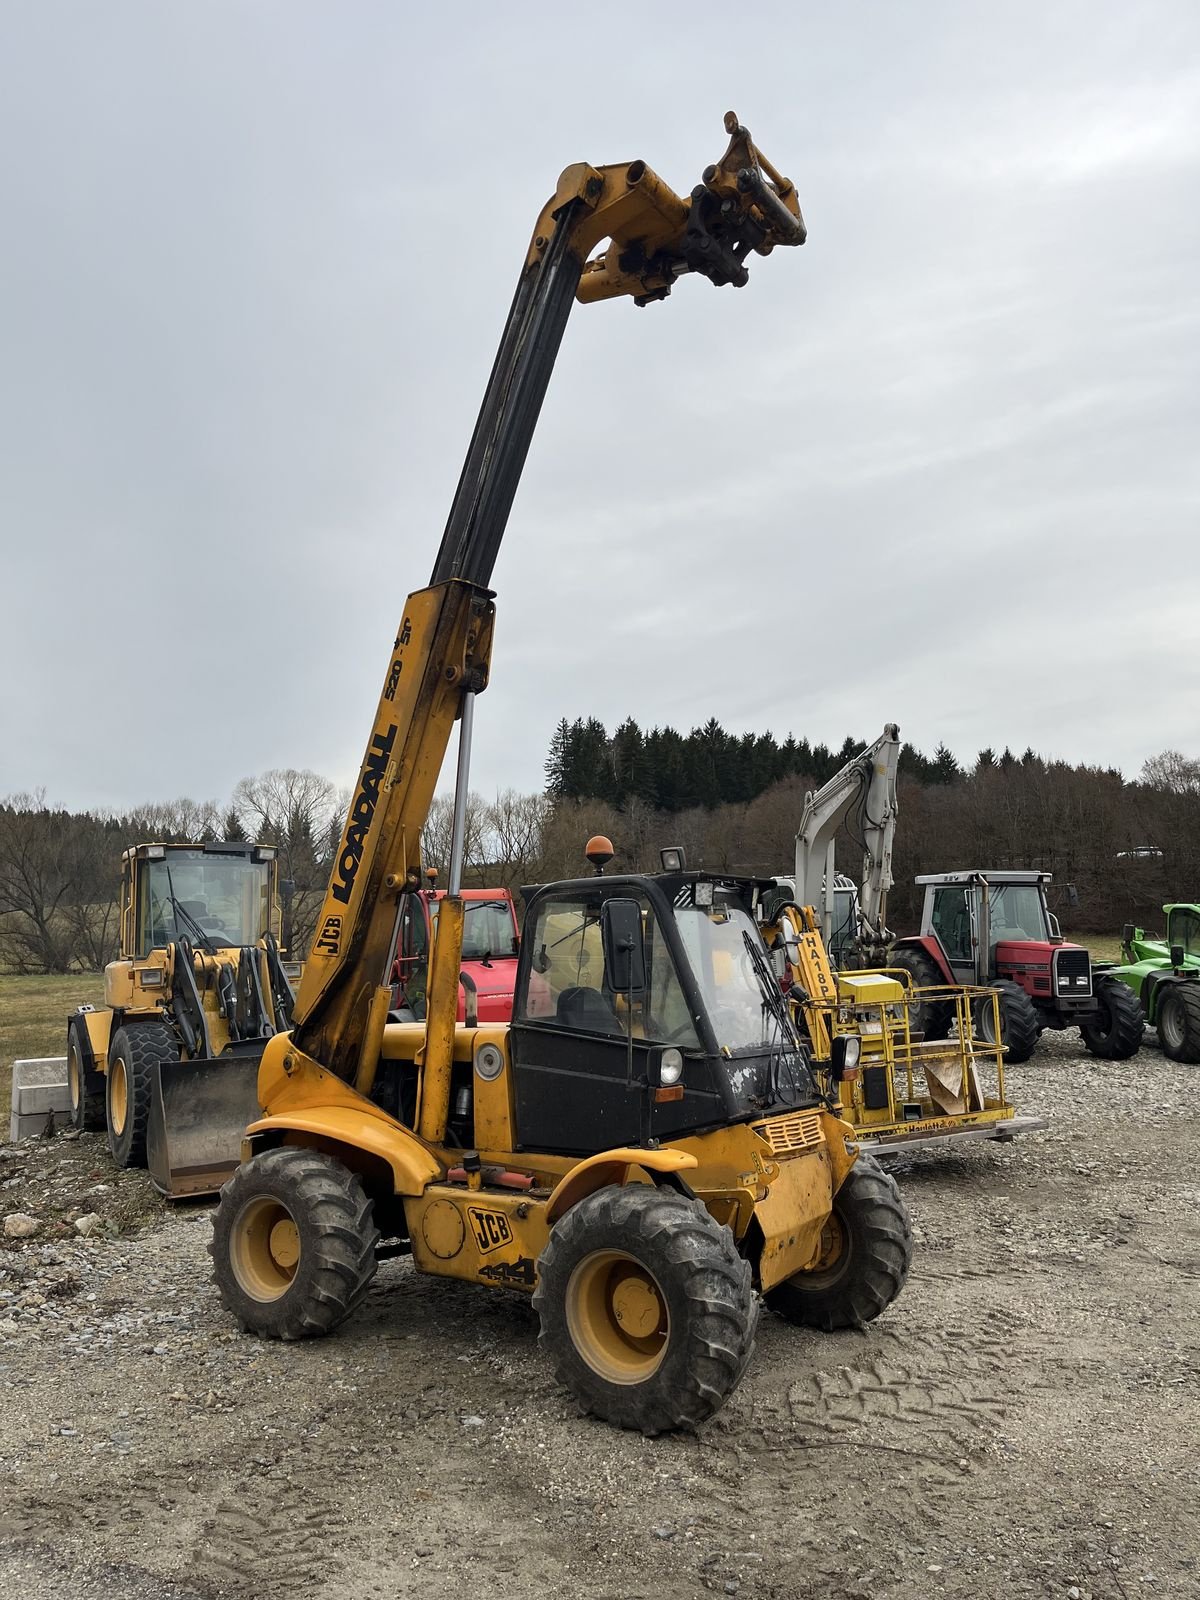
[[511, 862, 820, 1155]]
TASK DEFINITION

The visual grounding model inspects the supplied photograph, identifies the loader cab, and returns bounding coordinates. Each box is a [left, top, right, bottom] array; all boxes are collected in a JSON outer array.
[[121, 842, 280, 959], [510, 868, 818, 1155]]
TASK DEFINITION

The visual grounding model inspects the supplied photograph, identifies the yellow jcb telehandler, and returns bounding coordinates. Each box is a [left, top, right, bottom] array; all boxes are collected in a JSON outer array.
[[66, 840, 296, 1195], [193, 114, 913, 1434]]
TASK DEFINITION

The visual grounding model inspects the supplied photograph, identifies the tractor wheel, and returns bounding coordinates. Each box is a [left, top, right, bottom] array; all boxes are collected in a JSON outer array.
[[887, 947, 954, 1040], [1155, 983, 1200, 1064], [105, 1021, 177, 1168], [1080, 977, 1145, 1061], [974, 980, 1040, 1064], [67, 1021, 105, 1133], [766, 1154, 912, 1331], [534, 1185, 757, 1435], [210, 1148, 379, 1340]]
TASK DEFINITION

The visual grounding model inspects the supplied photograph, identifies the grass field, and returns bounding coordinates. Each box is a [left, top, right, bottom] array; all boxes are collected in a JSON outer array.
[[0, 972, 104, 1106]]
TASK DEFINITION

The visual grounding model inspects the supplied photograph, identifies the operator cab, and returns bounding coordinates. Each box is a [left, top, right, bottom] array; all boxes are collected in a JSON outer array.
[[511, 851, 819, 1155]]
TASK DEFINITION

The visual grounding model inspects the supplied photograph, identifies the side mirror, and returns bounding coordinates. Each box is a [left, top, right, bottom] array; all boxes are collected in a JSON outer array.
[[601, 898, 646, 998], [829, 1034, 861, 1084], [1170, 943, 1186, 969], [280, 879, 296, 903]]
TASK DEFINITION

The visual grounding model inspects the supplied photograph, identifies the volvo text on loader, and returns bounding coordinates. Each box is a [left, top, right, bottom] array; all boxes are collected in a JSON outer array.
[[195, 114, 913, 1434], [66, 841, 296, 1195]]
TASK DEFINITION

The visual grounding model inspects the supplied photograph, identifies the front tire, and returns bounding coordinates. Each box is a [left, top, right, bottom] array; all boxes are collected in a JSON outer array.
[[1156, 983, 1200, 1064], [534, 1185, 757, 1435], [106, 1020, 177, 1167], [68, 1021, 105, 1133], [888, 946, 954, 1040], [975, 979, 1040, 1064], [1080, 976, 1144, 1060], [766, 1154, 912, 1331], [211, 1147, 379, 1340]]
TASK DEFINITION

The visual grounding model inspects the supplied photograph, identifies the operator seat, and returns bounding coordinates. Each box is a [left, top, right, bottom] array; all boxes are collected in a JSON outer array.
[[556, 986, 621, 1034]]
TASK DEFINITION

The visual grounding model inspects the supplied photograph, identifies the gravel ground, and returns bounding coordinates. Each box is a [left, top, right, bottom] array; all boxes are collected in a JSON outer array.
[[1, 1030, 1197, 1600]]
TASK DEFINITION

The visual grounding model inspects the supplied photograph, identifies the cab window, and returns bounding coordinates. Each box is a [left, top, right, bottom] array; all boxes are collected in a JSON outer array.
[[519, 893, 698, 1048], [931, 886, 972, 964]]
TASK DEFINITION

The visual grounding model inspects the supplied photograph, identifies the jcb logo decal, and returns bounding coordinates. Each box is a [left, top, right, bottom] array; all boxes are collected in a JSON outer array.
[[315, 915, 343, 956], [468, 1207, 512, 1254]]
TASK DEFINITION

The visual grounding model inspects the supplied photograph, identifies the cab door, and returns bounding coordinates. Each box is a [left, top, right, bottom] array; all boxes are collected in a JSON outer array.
[[928, 884, 980, 983], [508, 888, 704, 1155]]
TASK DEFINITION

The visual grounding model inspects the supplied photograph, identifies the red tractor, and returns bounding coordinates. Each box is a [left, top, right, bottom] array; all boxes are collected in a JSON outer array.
[[391, 880, 520, 1023], [890, 870, 1143, 1063]]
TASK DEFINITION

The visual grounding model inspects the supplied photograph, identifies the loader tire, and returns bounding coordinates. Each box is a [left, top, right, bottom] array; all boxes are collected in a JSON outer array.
[[974, 979, 1040, 1064], [106, 1021, 176, 1168], [211, 1147, 379, 1341], [534, 1185, 757, 1435], [1155, 982, 1200, 1064], [888, 947, 954, 1040], [766, 1154, 912, 1332], [1080, 976, 1144, 1061], [68, 1020, 105, 1133]]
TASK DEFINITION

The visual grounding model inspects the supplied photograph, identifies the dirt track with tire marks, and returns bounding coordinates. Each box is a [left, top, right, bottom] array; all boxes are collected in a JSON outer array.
[[1, 1028, 1197, 1600]]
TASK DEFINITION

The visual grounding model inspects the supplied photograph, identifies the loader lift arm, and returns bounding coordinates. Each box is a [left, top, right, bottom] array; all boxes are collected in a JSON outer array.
[[793, 724, 901, 964], [287, 113, 806, 1102]]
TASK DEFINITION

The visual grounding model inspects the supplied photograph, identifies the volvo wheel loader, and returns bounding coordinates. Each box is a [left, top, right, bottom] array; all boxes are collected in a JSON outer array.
[[197, 113, 913, 1434], [67, 844, 299, 1196], [66, 841, 296, 1196]]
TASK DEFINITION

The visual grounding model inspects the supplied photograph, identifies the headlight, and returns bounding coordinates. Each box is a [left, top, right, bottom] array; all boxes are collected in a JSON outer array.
[[133, 968, 164, 987], [842, 1036, 861, 1070], [658, 1048, 684, 1086]]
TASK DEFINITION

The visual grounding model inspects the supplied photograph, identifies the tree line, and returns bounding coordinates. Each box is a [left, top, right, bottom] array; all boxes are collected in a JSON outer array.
[[3, 743, 1198, 973]]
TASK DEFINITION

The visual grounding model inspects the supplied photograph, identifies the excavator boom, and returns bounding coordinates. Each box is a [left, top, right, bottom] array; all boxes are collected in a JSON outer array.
[[792, 724, 901, 960]]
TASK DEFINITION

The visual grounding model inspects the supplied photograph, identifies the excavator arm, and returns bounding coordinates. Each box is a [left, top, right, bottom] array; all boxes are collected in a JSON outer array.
[[289, 112, 807, 1097], [793, 724, 901, 962]]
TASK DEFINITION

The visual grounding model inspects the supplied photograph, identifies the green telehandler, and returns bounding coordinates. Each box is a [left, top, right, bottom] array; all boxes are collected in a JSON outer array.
[[1103, 905, 1200, 1061]]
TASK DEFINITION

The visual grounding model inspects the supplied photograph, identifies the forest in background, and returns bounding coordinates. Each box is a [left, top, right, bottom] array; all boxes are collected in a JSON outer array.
[[2, 731, 1198, 973]]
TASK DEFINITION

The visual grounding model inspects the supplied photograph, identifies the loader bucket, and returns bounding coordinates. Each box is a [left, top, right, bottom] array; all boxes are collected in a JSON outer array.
[[145, 1053, 263, 1199]]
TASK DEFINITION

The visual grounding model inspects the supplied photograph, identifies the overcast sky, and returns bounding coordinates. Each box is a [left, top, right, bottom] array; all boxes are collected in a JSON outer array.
[[2, 1, 1197, 814]]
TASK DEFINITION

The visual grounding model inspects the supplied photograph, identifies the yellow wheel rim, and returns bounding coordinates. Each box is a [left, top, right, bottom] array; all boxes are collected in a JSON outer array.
[[566, 1250, 669, 1384], [230, 1197, 302, 1302], [68, 1046, 81, 1114], [109, 1057, 128, 1135]]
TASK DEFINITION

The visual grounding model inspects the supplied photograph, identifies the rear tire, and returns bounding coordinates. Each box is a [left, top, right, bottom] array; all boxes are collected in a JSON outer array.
[[888, 947, 954, 1040], [106, 1020, 177, 1168], [211, 1147, 379, 1340], [974, 979, 1040, 1064], [1156, 983, 1200, 1064], [67, 1021, 105, 1133], [766, 1154, 912, 1331], [1080, 976, 1144, 1060], [534, 1185, 757, 1435]]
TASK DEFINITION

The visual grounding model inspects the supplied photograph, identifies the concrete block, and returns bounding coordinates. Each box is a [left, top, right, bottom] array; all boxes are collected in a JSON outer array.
[[8, 1057, 70, 1143]]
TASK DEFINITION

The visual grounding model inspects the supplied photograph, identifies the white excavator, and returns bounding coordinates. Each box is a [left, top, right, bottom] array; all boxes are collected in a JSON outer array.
[[772, 723, 901, 968]]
